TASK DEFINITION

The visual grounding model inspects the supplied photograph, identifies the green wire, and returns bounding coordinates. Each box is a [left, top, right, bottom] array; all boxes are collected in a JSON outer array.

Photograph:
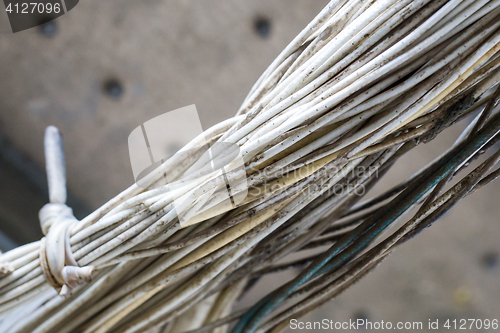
[[232, 114, 500, 333]]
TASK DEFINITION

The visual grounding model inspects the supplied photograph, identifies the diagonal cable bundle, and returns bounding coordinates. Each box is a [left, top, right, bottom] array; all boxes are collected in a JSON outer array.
[[2, 0, 500, 332]]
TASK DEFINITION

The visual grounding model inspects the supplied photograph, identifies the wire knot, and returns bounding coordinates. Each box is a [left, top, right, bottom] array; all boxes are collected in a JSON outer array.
[[39, 202, 73, 235], [39, 203, 93, 297], [38, 126, 94, 297]]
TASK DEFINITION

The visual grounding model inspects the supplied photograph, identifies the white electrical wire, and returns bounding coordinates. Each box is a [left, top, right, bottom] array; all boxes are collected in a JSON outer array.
[[1, 1, 500, 332]]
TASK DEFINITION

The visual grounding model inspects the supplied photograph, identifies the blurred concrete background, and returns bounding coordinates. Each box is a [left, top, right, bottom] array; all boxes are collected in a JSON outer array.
[[0, 1, 498, 332]]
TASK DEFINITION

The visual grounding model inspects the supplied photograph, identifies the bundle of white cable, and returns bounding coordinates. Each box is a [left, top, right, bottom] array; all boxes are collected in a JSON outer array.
[[1, 0, 500, 332]]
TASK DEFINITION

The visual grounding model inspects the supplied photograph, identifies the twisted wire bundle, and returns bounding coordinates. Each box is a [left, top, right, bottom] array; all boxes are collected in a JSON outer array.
[[2, 0, 500, 332]]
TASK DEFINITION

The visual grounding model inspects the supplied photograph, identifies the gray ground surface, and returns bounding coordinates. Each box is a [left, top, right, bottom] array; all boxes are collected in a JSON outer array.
[[0, 1, 498, 332]]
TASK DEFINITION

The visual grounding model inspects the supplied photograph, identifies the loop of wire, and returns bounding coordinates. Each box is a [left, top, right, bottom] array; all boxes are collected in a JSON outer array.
[[38, 127, 94, 297]]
